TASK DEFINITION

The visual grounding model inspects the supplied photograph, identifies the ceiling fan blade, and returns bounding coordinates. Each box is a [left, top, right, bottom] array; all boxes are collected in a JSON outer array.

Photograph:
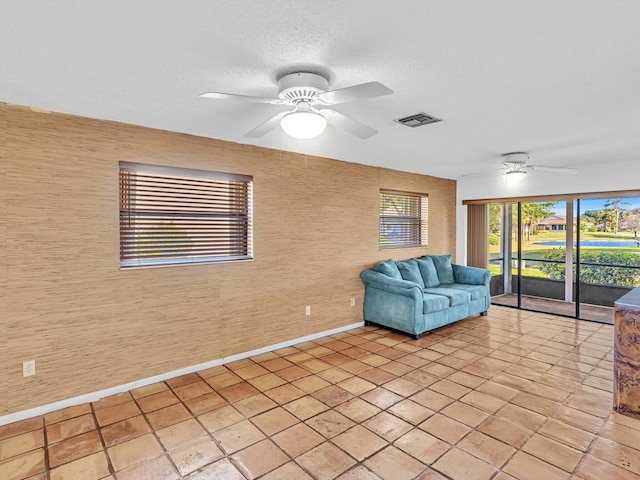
[[459, 168, 506, 179], [244, 110, 291, 138], [200, 92, 283, 104], [317, 82, 393, 105], [321, 109, 377, 139], [529, 165, 578, 174]]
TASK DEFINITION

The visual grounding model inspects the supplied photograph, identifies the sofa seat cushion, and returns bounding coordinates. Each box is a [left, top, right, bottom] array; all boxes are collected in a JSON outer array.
[[422, 293, 450, 313], [440, 283, 486, 301], [423, 287, 471, 306]]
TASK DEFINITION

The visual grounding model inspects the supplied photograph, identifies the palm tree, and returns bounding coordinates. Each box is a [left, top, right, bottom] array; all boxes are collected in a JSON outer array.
[[604, 198, 631, 235]]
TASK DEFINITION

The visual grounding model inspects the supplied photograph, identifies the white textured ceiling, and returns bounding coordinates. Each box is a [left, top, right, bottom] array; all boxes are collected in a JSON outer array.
[[2, 0, 639, 180]]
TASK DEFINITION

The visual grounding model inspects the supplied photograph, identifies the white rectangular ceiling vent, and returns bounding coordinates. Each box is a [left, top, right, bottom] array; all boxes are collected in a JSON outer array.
[[394, 112, 442, 128]]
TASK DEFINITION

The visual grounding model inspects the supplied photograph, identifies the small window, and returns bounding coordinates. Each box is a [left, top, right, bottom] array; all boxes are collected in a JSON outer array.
[[119, 162, 253, 268], [379, 190, 428, 248]]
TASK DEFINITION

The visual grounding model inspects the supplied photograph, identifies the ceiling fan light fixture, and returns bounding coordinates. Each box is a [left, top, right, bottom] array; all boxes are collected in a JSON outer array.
[[504, 169, 527, 183], [280, 110, 327, 139]]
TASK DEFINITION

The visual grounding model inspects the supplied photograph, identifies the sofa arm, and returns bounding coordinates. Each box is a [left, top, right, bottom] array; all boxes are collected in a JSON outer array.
[[360, 269, 423, 297], [452, 264, 491, 286]]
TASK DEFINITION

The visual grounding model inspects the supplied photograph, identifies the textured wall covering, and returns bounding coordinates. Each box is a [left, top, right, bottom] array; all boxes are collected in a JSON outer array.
[[0, 103, 456, 416]]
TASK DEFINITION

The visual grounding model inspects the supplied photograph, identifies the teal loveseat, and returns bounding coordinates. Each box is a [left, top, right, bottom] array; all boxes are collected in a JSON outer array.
[[361, 254, 491, 339]]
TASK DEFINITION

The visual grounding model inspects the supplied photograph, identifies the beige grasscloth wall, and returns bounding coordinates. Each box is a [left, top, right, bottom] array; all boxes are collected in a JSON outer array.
[[0, 103, 456, 416]]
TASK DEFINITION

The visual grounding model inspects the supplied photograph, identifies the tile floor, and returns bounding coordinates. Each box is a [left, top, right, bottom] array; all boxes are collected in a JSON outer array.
[[1, 305, 639, 480]]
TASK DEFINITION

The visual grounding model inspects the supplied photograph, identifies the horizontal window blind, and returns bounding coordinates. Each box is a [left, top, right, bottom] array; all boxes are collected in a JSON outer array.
[[379, 190, 428, 248], [119, 162, 253, 268]]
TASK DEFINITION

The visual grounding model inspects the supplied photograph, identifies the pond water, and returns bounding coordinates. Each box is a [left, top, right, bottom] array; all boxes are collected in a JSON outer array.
[[535, 240, 640, 247]]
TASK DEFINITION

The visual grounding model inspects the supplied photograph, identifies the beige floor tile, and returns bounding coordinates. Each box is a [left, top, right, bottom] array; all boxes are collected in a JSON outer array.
[[274, 365, 311, 382], [130, 382, 169, 399], [311, 385, 354, 407], [552, 405, 605, 433], [0, 448, 45, 480], [360, 387, 403, 409], [429, 379, 472, 399], [283, 396, 329, 420], [260, 461, 314, 480], [45, 405, 92, 426], [272, 422, 325, 457], [92, 392, 133, 411], [460, 390, 507, 413], [364, 445, 426, 480], [332, 425, 387, 461], [205, 371, 243, 390], [306, 410, 354, 438], [231, 439, 289, 479], [101, 415, 150, 448], [250, 407, 299, 436], [503, 451, 570, 480], [173, 380, 213, 401], [338, 376, 376, 395], [135, 391, 179, 415], [213, 420, 265, 454], [336, 465, 383, 479], [590, 437, 640, 475], [522, 433, 583, 472], [388, 399, 434, 425], [574, 453, 640, 480], [359, 367, 397, 385], [233, 393, 277, 417], [441, 401, 489, 427], [458, 431, 516, 468], [107, 433, 163, 471], [0, 429, 44, 460], [49, 452, 110, 480], [248, 373, 288, 391], [46, 414, 95, 445], [183, 391, 227, 416], [0, 417, 43, 442], [317, 367, 354, 384], [292, 375, 332, 393], [410, 389, 454, 411], [297, 442, 357, 480], [183, 458, 244, 480], [198, 405, 244, 433], [169, 437, 224, 476], [335, 397, 381, 423], [48, 430, 103, 468], [217, 381, 260, 402], [496, 403, 546, 431], [432, 447, 497, 480], [363, 411, 412, 442], [394, 428, 450, 464], [263, 383, 306, 404], [259, 357, 294, 372], [114, 454, 178, 480], [166, 373, 201, 389], [538, 418, 594, 451], [477, 415, 533, 448], [419, 413, 471, 444], [156, 418, 207, 450], [146, 403, 192, 430]]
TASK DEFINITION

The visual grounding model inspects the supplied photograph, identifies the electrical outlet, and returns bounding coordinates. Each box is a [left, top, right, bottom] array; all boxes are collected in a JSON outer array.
[[23, 360, 35, 377], [350, 297, 356, 307], [305, 305, 311, 316]]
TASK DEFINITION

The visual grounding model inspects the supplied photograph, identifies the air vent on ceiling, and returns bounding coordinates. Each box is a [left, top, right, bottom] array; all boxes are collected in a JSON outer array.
[[394, 112, 442, 128]]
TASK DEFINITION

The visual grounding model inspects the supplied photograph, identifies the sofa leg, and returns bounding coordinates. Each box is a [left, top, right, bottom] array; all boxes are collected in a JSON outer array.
[[364, 321, 372, 326], [413, 333, 422, 340], [480, 311, 488, 316]]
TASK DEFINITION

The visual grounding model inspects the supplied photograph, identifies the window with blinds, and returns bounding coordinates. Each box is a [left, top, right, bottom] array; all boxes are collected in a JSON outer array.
[[379, 190, 428, 248], [119, 162, 253, 268]]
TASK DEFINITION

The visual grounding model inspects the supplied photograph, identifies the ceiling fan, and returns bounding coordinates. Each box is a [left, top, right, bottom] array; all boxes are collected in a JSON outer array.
[[200, 70, 393, 139], [462, 152, 578, 182]]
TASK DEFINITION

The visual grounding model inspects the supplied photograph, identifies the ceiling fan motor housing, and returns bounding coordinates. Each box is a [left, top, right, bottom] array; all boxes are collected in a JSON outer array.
[[277, 72, 329, 103], [502, 152, 530, 169]]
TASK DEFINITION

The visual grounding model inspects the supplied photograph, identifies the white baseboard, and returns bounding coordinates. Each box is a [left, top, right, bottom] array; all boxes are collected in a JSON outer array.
[[0, 321, 365, 427]]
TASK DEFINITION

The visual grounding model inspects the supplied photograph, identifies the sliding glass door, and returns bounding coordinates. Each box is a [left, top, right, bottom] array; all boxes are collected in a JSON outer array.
[[486, 195, 640, 323]]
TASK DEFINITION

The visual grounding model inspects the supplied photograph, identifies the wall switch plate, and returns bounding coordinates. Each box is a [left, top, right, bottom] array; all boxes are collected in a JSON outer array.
[[305, 305, 311, 316], [23, 360, 36, 377], [350, 297, 356, 307]]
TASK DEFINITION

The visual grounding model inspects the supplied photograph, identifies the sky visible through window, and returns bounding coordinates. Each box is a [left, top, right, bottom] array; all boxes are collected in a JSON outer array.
[[551, 198, 640, 215]]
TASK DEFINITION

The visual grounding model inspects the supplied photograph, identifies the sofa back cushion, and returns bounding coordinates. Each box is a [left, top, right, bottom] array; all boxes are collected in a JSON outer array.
[[416, 257, 440, 287], [396, 259, 425, 288], [424, 254, 455, 284], [374, 259, 402, 279]]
